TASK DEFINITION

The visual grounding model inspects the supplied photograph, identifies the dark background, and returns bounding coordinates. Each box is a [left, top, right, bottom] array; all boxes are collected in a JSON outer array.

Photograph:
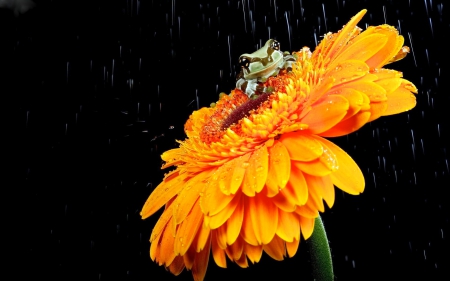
[[6, 0, 449, 280]]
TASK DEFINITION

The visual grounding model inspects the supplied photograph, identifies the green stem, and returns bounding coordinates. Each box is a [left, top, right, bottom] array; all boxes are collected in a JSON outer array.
[[308, 215, 334, 281]]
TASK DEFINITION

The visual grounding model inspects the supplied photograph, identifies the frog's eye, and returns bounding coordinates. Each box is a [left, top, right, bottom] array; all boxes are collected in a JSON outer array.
[[271, 40, 280, 51], [239, 57, 251, 68]]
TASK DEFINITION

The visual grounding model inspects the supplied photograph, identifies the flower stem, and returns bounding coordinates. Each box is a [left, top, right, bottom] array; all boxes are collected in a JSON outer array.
[[308, 215, 334, 281]]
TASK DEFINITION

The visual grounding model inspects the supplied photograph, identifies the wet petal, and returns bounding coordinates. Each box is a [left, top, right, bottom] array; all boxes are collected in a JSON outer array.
[[280, 131, 323, 162], [302, 95, 350, 134], [175, 199, 205, 255], [314, 136, 365, 195], [383, 81, 417, 116], [266, 141, 291, 197], [141, 170, 186, 219], [242, 145, 269, 196]]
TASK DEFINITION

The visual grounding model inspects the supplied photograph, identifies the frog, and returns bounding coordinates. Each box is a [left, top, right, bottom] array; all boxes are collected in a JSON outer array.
[[236, 39, 296, 98]]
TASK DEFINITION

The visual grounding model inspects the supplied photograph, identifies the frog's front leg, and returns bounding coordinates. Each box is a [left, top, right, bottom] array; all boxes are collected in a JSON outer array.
[[236, 77, 258, 98]]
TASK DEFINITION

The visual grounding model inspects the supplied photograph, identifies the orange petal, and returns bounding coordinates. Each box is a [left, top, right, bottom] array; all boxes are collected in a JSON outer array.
[[168, 255, 185, 276], [376, 77, 402, 94], [209, 191, 241, 229], [320, 111, 371, 137], [314, 136, 365, 195], [321, 175, 335, 208], [200, 171, 235, 216], [383, 80, 417, 116], [348, 81, 387, 102], [320, 9, 367, 63], [192, 235, 211, 281], [229, 153, 251, 194], [241, 197, 258, 245], [150, 227, 162, 262], [248, 193, 278, 245], [242, 145, 269, 196], [364, 25, 404, 69], [367, 101, 388, 122], [302, 95, 349, 134], [235, 252, 249, 268], [332, 34, 388, 65], [272, 185, 298, 212], [303, 174, 325, 212], [280, 131, 323, 162], [175, 199, 204, 255], [331, 88, 364, 120], [276, 210, 300, 242], [295, 204, 319, 218], [244, 243, 263, 264], [141, 170, 186, 219], [226, 195, 244, 245], [327, 60, 370, 86], [293, 144, 338, 177], [263, 235, 286, 261], [266, 141, 291, 197], [193, 224, 211, 252], [211, 231, 227, 268], [150, 197, 176, 242], [286, 238, 300, 258], [173, 171, 211, 225], [183, 245, 196, 270], [287, 162, 308, 205], [225, 236, 244, 261], [299, 216, 315, 240]]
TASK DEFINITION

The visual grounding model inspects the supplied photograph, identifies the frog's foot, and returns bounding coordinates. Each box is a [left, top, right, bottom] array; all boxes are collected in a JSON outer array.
[[236, 77, 258, 98]]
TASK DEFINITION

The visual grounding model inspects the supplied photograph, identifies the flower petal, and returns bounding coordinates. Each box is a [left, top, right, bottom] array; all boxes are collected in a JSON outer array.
[[314, 136, 365, 195], [192, 235, 211, 281], [226, 195, 244, 245], [248, 193, 278, 245], [263, 235, 286, 261], [320, 111, 371, 137], [320, 9, 367, 63], [302, 95, 350, 134], [211, 231, 227, 268], [383, 80, 417, 116], [175, 199, 204, 255], [286, 238, 300, 258], [200, 172, 235, 216], [266, 141, 291, 197], [173, 172, 210, 225], [242, 145, 269, 196], [244, 243, 263, 264], [293, 144, 338, 177], [276, 210, 300, 242], [141, 170, 186, 219], [280, 131, 323, 162], [299, 216, 315, 240], [333, 34, 388, 64], [229, 153, 251, 194], [208, 191, 241, 229], [168, 256, 185, 276]]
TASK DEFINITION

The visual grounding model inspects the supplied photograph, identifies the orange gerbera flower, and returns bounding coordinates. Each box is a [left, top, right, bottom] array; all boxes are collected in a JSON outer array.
[[141, 9, 417, 281]]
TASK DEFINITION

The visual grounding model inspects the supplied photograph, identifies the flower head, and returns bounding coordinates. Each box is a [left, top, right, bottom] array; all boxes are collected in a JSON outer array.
[[141, 9, 417, 281]]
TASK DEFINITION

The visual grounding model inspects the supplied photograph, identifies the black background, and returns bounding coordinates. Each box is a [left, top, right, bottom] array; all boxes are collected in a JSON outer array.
[[6, 0, 449, 280]]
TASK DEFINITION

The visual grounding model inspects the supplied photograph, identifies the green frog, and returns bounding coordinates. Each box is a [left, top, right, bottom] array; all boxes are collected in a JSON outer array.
[[236, 39, 296, 98]]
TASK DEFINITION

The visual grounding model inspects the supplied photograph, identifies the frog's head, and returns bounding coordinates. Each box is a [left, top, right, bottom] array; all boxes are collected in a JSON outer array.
[[238, 39, 284, 80]]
